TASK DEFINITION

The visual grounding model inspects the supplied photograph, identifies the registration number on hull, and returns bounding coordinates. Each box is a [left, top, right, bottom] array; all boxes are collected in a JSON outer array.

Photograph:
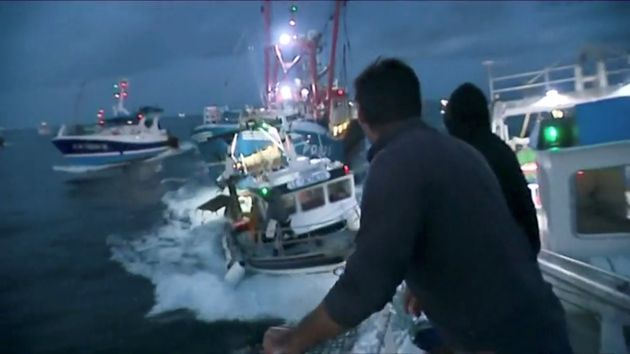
[[72, 143, 109, 151], [287, 170, 331, 190]]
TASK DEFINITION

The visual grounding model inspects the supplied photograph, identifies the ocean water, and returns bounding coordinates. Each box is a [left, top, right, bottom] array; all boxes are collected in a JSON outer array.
[[0, 119, 340, 354], [1, 110, 458, 354]]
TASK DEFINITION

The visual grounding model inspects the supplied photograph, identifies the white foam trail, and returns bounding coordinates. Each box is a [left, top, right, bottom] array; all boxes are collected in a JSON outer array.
[[145, 141, 195, 163], [109, 182, 337, 322], [53, 163, 126, 173]]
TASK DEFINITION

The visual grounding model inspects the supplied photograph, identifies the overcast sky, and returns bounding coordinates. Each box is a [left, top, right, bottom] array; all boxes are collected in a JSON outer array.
[[0, 1, 628, 128]]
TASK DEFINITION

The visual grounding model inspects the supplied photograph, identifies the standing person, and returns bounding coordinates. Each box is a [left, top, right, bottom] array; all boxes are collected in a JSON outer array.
[[265, 188, 292, 255], [262, 58, 572, 354], [443, 83, 540, 256]]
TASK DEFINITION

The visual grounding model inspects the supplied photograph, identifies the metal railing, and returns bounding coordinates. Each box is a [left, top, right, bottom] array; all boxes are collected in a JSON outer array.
[[233, 205, 360, 248], [538, 250, 630, 354], [486, 55, 630, 101]]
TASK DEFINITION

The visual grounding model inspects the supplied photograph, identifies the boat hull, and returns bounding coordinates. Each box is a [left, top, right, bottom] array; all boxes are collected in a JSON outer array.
[[225, 227, 355, 276], [52, 137, 169, 166], [191, 124, 239, 163], [289, 119, 364, 164]]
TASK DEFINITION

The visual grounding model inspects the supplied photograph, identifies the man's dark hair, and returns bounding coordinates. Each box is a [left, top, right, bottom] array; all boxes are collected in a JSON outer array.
[[354, 58, 422, 126]]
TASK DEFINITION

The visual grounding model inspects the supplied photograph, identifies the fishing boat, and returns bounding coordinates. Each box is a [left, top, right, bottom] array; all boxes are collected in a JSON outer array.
[[484, 51, 630, 354], [199, 121, 360, 284], [191, 106, 242, 163], [52, 80, 178, 168], [259, 1, 365, 165], [52, 106, 177, 167], [192, 106, 282, 165], [38, 121, 51, 136]]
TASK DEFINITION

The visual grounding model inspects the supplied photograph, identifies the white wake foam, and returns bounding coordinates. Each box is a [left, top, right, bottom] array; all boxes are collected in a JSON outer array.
[[108, 182, 337, 322]]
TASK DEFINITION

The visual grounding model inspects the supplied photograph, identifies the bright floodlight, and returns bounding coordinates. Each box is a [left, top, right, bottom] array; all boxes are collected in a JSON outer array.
[[300, 88, 309, 98], [279, 33, 292, 45], [546, 89, 559, 97], [280, 85, 293, 100], [440, 99, 448, 106], [535, 89, 571, 108], [551, 109, 564, 119]]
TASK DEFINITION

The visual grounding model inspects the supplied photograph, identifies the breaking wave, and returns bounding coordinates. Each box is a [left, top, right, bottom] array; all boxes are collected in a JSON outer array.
[[108, 182, 337, 323]]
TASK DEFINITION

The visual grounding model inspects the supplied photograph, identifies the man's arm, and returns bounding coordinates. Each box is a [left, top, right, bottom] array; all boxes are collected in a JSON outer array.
[[277, 150, 426, 352]]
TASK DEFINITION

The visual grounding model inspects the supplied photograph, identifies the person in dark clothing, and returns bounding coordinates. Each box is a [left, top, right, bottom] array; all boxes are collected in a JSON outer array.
[[262, 58, 572, 354], [265, 189, 293, 254], [444, 83, 541, 255]]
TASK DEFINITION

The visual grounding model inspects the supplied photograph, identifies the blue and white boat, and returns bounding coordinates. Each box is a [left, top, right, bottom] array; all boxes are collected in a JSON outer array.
[[191, 106, 245, 163], [487, 52, 630, 354], [52, 106, 176, 167]]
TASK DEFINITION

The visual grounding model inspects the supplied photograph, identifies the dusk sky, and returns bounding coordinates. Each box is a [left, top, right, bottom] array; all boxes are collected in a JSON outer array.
[[0, 1, 628, 129]]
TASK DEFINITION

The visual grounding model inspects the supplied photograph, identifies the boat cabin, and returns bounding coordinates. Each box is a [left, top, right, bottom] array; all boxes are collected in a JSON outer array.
[[487, 55, 630, 354], [238, 160, 359, 238], [532, 97, 630, 265], [56, 106, 165, 138]]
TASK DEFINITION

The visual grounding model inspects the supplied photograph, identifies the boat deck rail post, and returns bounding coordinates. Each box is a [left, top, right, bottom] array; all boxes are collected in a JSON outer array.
[[538, 250, 630, 354]]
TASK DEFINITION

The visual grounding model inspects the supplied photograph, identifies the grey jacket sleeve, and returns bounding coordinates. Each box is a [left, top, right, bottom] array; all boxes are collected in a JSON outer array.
[[323, 152, 424, 328]]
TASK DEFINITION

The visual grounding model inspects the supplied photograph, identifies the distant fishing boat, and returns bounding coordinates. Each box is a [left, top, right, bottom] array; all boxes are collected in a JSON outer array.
[[38, 121, 51, 136], [191, 106, 245, 163], [52, 79, 178, 168], [52, 106, 177, 167]]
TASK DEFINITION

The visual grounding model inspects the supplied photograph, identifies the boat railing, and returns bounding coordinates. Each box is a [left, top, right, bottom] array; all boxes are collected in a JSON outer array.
[[56, 123, 102, 137], [538, 249, 630, 354], [237, 206, 360, 249], [486, 54, 630, 101]]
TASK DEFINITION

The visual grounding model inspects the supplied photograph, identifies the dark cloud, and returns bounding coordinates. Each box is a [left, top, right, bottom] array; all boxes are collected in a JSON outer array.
[[0, 1, 628, 128]]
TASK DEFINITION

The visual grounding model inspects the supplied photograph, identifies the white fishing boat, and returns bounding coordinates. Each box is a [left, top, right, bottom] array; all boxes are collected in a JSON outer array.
[[38, 121, 51, 136], [484, 52, 630, 354], [199, 121, 360, 284], [52, 80, 178, 168], [52, 106, 176, 167]]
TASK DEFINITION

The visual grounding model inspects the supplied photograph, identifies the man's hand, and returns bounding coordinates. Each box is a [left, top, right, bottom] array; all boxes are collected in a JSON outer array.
[[262, 326, 299, 354], [404, 287, 422, 316]]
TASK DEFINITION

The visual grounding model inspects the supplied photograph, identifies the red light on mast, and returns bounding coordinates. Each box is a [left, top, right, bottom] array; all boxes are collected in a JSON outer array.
[[343, 165, 350, 175], [336, 89, 344, 96]]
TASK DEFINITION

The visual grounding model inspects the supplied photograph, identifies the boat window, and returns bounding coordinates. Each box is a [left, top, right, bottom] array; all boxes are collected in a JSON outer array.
[[297, 187, 325, 211], [144, 118, 154, 128], [574, 165, 630, 235], [282, 193, 297, 215], [327, 178, 352, 203]]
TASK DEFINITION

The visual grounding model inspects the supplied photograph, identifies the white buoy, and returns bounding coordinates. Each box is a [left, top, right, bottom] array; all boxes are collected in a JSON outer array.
[[224, 261, 246, 286]]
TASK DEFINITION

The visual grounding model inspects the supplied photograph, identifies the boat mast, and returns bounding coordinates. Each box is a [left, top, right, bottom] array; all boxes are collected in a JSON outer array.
[[262, 0, 272, 107], [112, 79, 130, 117], [261, 0, 346, 121], [72, 80, 88, 123], [326, 0, 344, 119]]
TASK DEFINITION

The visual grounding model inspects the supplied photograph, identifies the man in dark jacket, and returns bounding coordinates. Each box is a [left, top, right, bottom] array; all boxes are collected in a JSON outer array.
[[262, 58, 571, 354], [444, 83, 540, 255]]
